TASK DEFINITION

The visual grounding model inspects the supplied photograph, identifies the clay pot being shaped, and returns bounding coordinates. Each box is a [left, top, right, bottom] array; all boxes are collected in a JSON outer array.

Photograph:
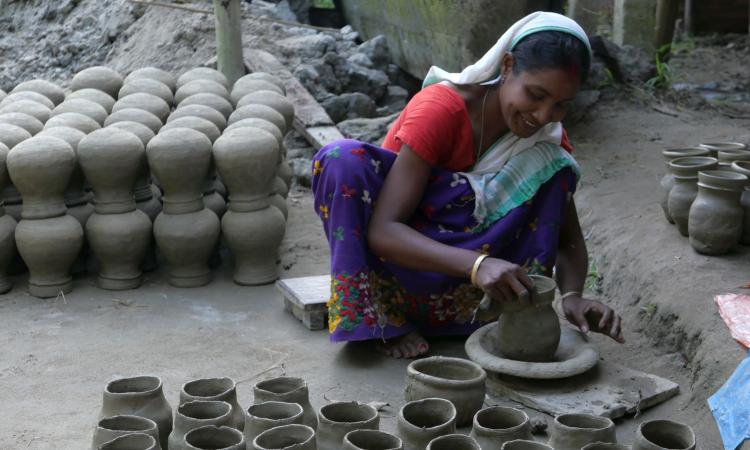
[[581, 443, 631, 450], [98, 433, 158, 450], [699, 142, 747, 158], [67, 88, 116, 113], [317, 401, 379, 450], [99, 376, 172, 449], [72, 66, 124, 98], [112, 93, 171, 123], [548, 413, 616, 450], [11, 79, 65, 105], [120, 79, 174, 106], [253, 425, 317, 450], [426, 434, 480, 450], [177, 67, 230, 90], [183, 425, 245, 450], [469, 406, 532, 448], [51, 98, 108, 125], [227, 104, 285, 132], [496, 274, 560, 362], [0, 112, 44, 135], [175, 79, 231, 105], [180, 377, 244, 430], [236, 72, 286, 94], [1, 91, 55, 109], [343, 430, 402, 450], [180, 93, 233, 119], [214, 127, 285, 285], [667, 156, 718, 236], [0, 99, 51, 123], [125, 67, 177, 93], [0, 142, 17, 293], [45, 112, 101, 134], [254, 377, 318, 430], [92, 415, 161, 450], [688, 170, 747, 255], [396, 398, 456, 450], [405, 356, 486, 427], [104, 108, 163, 134], [230, 79, 283, 106], [245, 401, 304, 446], [168, 400, 232, 450], [633, 420, 695, 450], [660, 147, 709, 223], [731, 161, 750, 245], [501, 440, 553, 450], [236, 91, 294, 132], [170, 104, 227, 130]]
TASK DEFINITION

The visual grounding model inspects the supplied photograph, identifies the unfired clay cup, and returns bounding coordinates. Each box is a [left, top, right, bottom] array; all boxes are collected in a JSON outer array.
[[343, 430, 403, 450], [253, 424, 316, 450], [426, 434, 480, 450], [244, 401, 304, 446], [501, 440, 553, 450], [397, 398, 456, 450], [470, 406, 532, 448], [633, 420, 695, 450], [549, 413, 616, 450]]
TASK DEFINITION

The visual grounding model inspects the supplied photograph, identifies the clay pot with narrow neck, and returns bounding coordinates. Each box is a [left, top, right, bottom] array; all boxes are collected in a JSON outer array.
[[343, 430, 402, 450], [688, 170, 747, 255], [253, 424, 317, 450], [180, 93, 233, 119], [98, 433, 158, 450], [1, 90, 55, 109], [245, 401, 304, 446], [660, 147, 709, 223], [214, 128, 285, 285], [0, 99, 50, 123], [0, 142, 17, 293], [104, 108, 163, 134], [113, 93, 171, 123], [177, 67, 230, 90], [496, 274, 560, 362], [633, 420, 695, 450], [405, 356, 485, 427], [548, 413, 616, 450], [92, 415, 161, 450], [228, 104, 286, 133], [667, 156, 718, 236], [169, 104, 227, 130], [180, 377, 244, 430], [51, 98, 108, 126], [426, 434, 480, 450], [184, 425, 245, 450], [731, 161, 750, 245], [72, 66, 123, 98], [396, 398, 456, 450], [469, 406, 532, 448], [501, 440, 553, 450], [317, 402, 379, 450], [12, 79, 65, 105], [45, 112, 101, 134], [581, 443, 631, 450], [254, 377, 317, 430], [67, 88, 116, 113], [175, 79, 231, 105], [230, 79, 283, 106], [99, 376, 173, 449], [236, 90, 294, 133], [236, 72, 286, 94], [162, 116, 221, 143], [125, 67, 177, 93], [120, 79, 174, 105], [168, 400, 232, 450], [0, 112, 44, 135], [699, 142, 747, 158], [0, 123, 31, 223]]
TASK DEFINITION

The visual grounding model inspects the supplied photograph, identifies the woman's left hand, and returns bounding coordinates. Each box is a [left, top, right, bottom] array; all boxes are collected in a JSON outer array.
[[562, 295, 625, 343]]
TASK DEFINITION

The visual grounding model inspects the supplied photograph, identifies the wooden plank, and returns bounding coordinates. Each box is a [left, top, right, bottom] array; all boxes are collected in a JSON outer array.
[[300, 125, 346, 150], [486, 361, 680, 419], [276, 275, 330, 330]]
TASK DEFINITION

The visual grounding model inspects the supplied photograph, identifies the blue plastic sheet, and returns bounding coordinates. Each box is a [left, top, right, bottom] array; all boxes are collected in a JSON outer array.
[[709, 349, 750, 450]]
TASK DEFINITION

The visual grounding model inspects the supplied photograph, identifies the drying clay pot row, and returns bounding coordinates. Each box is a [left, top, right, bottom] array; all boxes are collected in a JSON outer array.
[[0, 65, 295, 297], [660, 142, 750, 255]]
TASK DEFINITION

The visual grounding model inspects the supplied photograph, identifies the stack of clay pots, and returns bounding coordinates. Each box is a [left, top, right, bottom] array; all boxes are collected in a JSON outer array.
[[0, 65, 294, 297], [660, 141, 750, 255]]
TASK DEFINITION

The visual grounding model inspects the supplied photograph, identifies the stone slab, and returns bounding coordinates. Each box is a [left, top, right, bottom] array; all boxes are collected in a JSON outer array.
[[276, 275, 329, 330], [486, 360, 680, 419]]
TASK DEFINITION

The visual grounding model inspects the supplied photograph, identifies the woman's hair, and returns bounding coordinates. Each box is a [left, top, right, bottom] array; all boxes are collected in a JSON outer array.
[[510, 31, 591, 84]]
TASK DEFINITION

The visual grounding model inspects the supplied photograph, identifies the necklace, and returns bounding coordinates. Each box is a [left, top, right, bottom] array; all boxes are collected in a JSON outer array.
[[476, 86, 491, 161]]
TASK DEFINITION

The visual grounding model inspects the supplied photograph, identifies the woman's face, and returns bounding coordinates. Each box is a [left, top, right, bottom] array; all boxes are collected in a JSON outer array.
[[498, 54, 581, 138]]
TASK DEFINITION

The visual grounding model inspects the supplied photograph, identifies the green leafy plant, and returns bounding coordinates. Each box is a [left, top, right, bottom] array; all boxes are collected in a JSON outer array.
[[645, 44, 673, 90], [640, 303, 658, 319], [585, 257, 603, 295]]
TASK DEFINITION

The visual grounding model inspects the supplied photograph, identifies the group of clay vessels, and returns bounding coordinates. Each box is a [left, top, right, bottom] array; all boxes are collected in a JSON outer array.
[[0, 65, 294, 298], [90, 367, 696, 450], [660, 142, 750, 255]]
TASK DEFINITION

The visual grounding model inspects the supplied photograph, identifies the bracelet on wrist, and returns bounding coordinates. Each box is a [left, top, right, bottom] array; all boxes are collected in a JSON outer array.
[[560, 291, 582, 300], [470, 254, 489, 287]]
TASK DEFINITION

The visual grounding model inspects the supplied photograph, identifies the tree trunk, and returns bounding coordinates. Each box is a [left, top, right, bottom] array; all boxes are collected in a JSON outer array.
[[213, 0, 245, 87]]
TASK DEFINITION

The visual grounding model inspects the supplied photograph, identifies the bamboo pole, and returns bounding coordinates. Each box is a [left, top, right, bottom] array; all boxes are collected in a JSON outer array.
[[654, 0, 679, 48], [213, 0, 245, 87]]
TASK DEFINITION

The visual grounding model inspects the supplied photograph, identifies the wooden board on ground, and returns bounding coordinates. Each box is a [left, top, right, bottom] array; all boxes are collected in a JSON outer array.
[[486, 360, 680, 419], [244, 49, 345, 149], [276, 275, 330, 330]]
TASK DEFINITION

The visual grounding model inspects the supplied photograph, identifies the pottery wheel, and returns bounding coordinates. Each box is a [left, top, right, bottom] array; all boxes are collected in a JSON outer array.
[[465, 322, 599, 379]]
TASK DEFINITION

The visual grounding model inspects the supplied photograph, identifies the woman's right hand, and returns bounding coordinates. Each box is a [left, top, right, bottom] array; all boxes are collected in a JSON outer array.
[[474, 257, 534, 306]]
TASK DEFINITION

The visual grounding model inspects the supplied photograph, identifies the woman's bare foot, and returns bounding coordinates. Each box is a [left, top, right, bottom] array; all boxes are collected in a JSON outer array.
[[375, 331, 429, 359]]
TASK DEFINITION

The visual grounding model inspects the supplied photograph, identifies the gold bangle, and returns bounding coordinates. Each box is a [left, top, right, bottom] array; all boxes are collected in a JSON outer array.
[[560, 291, 582, 300], [470, 254, 489, 287]]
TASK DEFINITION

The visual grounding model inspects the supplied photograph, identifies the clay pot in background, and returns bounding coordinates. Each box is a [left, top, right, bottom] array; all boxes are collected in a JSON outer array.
[[581, 443, 631, 450], [1, 90, 55, 109], [496, 274, 560, 362], [104, 108, 163, 134], [230, 79, 283, 106], [0, 142, 17, 293], [469, 406, 532, 448], [660, 147, 709, 223], [162, 116, 221, 144], [51, 98, 108, 125], [254, 377, 318, 430], [317, 402, 379, 450], [119, 78, 174, 106], [236, 90, 294, 133], [180, 93, 233, 119], [0, 99, 51, 123], [0, 112, 44, 135], [501, 440, 553, 450], [98, 433, 158, 450], [184, 425, 245, 450], [168, 400, 232, 450], [699, 142, 747, 158], [125, 67, 177, 93], [396, 398, 456, 450], [66, 88, 116, 113], [71, 66, 124, 98], [252, 424, 317, 450], [667, 156, 718, 236], [632, 419, 695, 450], [405, 356, 485, 427], [426, 434, 480, 450], [227, 104, 285, 132], [175, 79, 230, 105], [731, 161, 750, 244], [99, 376, 173, 449], [688, 170, 747, 255], [548, 413, 616, 450], [343, 430, 402, 450], [91, 415, 160, 450], [45, 112, 101, 134], [244, 401, 304, 446], [112, 93, 170, 123], [177, 67, 230, 90], [179, 377, 244, 431], [11, 79, 65, 105], [236, 72, 286, 95], [168, 104, 227, 131], [717, 149, 750, 169]]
